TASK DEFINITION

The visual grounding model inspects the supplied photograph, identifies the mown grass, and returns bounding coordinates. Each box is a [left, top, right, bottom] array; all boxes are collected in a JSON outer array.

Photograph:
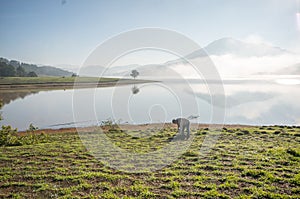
[[0, 125, 299, 198]]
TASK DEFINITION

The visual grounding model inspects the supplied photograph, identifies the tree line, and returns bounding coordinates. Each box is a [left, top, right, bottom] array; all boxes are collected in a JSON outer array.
[[0, 62, 38, 77]]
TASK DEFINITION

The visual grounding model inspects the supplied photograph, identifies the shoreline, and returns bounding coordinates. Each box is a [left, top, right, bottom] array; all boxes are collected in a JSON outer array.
[[0, 78, 157, 91], [18, 123, 265, 135]]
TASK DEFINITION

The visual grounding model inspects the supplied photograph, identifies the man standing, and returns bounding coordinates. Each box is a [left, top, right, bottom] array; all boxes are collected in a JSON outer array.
[[172, 118, 190, 139]]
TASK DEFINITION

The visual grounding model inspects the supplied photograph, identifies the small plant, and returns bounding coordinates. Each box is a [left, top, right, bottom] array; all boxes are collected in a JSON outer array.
[[171, 189, 188, 197], [242, 169, 265, 178], [27, 123, 38, 132], [161, 180, 181, 190], [291, 173, 300, 185], [226, 129, 234, 133], [286, 148, 300, 157], [236, 132, 244, 136], [273, 130, 281, 135], [183, 150, 199, 157], [241, 130, 250, 134], [100, 118, 121, 130]]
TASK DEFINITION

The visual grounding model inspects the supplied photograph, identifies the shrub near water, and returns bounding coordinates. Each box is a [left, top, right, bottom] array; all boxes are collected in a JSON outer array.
[[0, 125, 20, 146], [0, 124, 49, 146], [0, 100, 49, 146]]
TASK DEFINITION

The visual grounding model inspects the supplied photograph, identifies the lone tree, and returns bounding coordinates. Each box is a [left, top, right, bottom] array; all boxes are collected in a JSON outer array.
[[130, 69, 139, 79]]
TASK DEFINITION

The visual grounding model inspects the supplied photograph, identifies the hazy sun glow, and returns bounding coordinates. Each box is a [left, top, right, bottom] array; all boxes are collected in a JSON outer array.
[[297, 13, 300, 31]]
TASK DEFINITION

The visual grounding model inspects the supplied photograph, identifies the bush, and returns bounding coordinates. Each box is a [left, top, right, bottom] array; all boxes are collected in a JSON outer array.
[[0, 124, 49, 147], [27, 71, 38, 77], [0, 125, 21, 146]]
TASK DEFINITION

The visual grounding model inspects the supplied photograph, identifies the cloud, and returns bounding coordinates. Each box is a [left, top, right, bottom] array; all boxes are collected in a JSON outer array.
[[209, 53, 300, 77], [297, 13, 300, 31], [78, 35, 300, 79], [243, 34, 273, 46], [165, 36, 300, 78]]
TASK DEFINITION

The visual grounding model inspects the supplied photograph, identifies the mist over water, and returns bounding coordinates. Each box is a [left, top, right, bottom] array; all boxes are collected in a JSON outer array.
[[0, 76, 299, 131]]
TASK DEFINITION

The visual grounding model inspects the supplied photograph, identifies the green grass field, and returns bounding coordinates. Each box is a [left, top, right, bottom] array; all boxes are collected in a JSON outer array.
[[0, 126, 299, 198]]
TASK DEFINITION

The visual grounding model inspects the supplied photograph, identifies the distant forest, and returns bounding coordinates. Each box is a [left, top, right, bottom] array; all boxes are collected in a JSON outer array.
[[0, 61, 38, 77], [0, 57, 73, 77]]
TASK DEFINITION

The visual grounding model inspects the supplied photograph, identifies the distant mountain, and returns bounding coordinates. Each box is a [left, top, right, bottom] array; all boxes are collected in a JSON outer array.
[[79, 64, 176, 79], [78, 65, 105, 77], [79, 64, 142, 77], [55, 37, 299, 78], [186, 37, 291, 59], [0, 57, 73, 76]]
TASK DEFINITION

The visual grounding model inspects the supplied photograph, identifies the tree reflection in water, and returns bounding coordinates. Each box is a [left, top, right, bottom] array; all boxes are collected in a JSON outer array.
[[131, 85, 140, 95], [0, 90, 39, 105]]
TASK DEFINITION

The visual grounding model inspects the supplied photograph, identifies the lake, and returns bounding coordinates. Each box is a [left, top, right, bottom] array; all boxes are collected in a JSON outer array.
[[1, 77, 300, 131]]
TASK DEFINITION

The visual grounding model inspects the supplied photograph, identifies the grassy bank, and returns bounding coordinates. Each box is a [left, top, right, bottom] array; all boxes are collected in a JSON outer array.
[[0, 76, 155, 90], [0, 125, 299, 198], [0, 76, 117, 85]]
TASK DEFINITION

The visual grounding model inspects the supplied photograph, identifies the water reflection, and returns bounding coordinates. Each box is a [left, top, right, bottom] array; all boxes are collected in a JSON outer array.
[[190, 91, 276, 108], [131, 85, 140, 95], [0, 90, 39, 105], [0, 78, 300, 130]]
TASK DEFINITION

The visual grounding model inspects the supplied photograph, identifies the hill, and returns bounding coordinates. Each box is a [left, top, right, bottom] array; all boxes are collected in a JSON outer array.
[[186, 37, 291, 59], [0, 57, 73, 76], [71, 37, 300, 77]]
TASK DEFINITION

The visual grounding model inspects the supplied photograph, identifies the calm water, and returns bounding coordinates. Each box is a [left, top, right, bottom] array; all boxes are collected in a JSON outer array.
[[1, 78, 300, 131]]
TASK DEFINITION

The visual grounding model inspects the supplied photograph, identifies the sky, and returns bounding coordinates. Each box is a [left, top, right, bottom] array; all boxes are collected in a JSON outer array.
[[0, 0, 299, 67]]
